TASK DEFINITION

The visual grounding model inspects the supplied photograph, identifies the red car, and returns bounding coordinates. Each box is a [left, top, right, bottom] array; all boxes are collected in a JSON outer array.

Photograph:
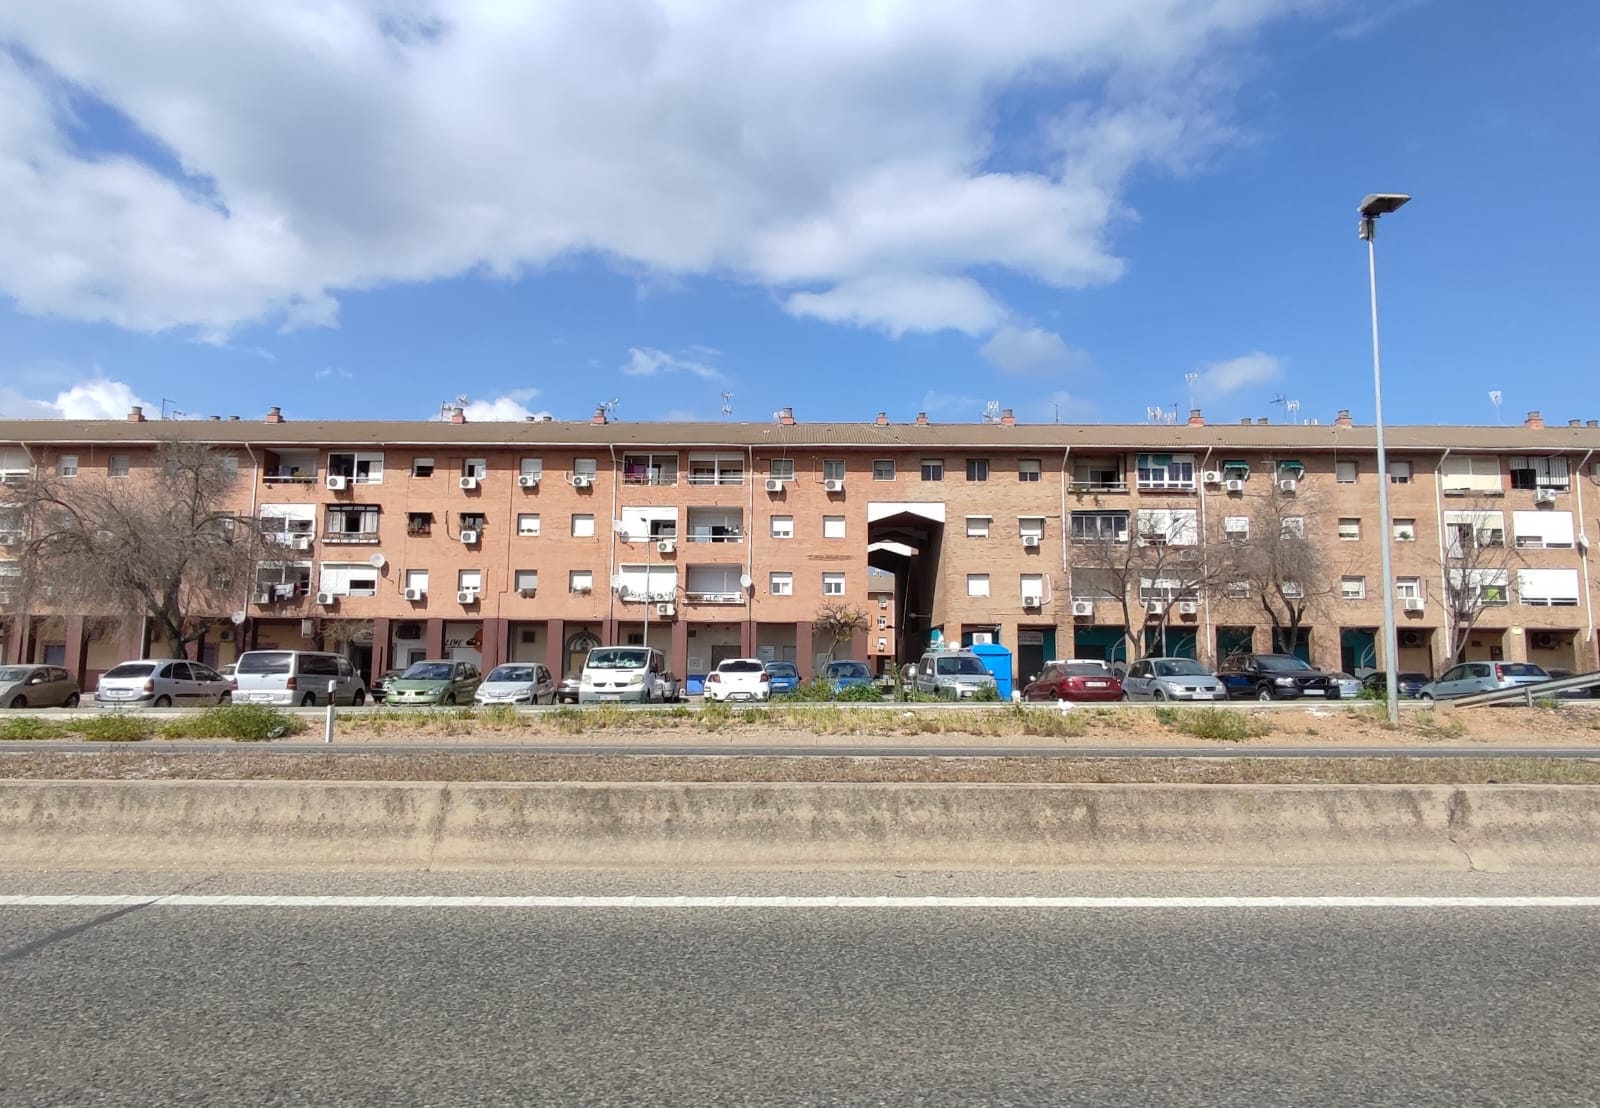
[[1022, 661, 1123, 702]]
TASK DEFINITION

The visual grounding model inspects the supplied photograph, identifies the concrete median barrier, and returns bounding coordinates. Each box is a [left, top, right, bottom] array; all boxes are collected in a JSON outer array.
[[2, 781, 1598, 871]]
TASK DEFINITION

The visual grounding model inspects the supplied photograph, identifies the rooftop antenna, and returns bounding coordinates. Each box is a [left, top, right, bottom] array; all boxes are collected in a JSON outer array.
[[982, 400, 1001, 424], [1184, 372, 1199, 411], [600, 398, 620, 422], [160, 398, 185, 420], [1145, 405, 1177, 425], [1285, 399, 1301, 422], [438, 394, 469, 420], [1489, 390, 1503, 424], [719, 391, 734, 418]]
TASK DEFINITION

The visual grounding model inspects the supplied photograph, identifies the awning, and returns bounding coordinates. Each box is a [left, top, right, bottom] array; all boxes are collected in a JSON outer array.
[[1221, 459, 1250, 471], [1278, 459, 1305, 472]]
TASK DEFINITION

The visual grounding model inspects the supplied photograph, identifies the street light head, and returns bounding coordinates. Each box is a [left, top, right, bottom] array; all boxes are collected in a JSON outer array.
[[1358, 193, 1411, 218]]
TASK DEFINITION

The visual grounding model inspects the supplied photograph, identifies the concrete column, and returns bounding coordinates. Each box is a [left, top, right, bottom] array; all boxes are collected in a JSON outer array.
[[3, 618, 25, 664], [795, 620, 813, 679], [670, 617, 689, 675], [545, 618, 566, 678], [63, 616, 89, 687], [740, 618, 756, 658], [602, 617, 617, 646], [425, 618, 445, 659], [480, 618, 508, 673], [846, 627, 866, 661], [370, 618, 391, 683]]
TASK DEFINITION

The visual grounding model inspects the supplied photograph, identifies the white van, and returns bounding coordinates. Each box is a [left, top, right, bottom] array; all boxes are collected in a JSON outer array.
[[232, 650, 368, 707], [579, 646, 666, 704]]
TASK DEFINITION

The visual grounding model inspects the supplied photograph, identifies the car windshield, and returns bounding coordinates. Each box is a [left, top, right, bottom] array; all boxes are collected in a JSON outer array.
[[1154, 660, 1209, 678], [378, 670, 404, 680], [236, 652, 293, 675], [1258, 656, 1313, 673], [1499, 663, 1546, 677], [0, 667, 30, 682], [935, 656, 988, 676], [402, 662, 453, 681], [104, 663, 156, 679], [486, 666, 534, 683], [588, 648, 649, 670], [766, 663, 799, 678], [1399, 673, 1430, 683], [1063, 663, 1108, 676], [828, 662, 871, 679], [719, 660, 765, 674]]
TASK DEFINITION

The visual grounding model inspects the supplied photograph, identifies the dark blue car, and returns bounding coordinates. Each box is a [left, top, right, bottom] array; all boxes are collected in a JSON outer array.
[[764, 661, 801, 695], [825, 660, 876, 694]]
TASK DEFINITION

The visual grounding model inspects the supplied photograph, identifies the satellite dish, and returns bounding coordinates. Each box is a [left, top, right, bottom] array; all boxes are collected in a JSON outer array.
[[739, 574, 753, 589], [230, 610, 247, 625], [611, 519, 628, 533], [369, 553, 387, 568], [610, 574, 625, 591]]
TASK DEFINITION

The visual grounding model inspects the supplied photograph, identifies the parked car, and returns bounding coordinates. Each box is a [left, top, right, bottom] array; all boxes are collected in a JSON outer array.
[[1419, 661, 1549, 701], [764, 661, 801, 696], [369, 668, 406, 704], [1328, 672, 1364, 700], [580, 646, 666, 704], [654, 670, 682, 703], [384, 660, 482, 706], [1545, 669, 1600, 699], [231, 650, 367, 707], [218, 663, 237, 679], [825, 660, 876, 695], [0, 665, 81, 709], [556, 674, 581, 704], [1022, 661, 1123, 703], [474, 663, 557, 706], [1360, 671, 1431, 699], [704, 658, 771, 702], [1217, 653, 1333, 701], [912, 651, 998, 699], [94, 659, 233, 708], [1119, 658, 1225, 702]]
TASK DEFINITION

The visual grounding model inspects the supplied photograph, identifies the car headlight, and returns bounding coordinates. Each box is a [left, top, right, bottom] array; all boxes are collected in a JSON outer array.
[[1274, 676, 1296, 685]]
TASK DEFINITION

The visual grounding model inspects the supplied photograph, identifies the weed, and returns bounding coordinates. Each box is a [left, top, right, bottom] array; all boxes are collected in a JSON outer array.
[[547, 707, 588, 734], [0, 717, 62, 740], [476, 705, 520, 727], [834, 683, 885, 703], [1411, 713, 1467, 739], [75, 714, 154, 742], [1532, 696, 1563, 712], [1152, 706, 1178, 727], [1158, 708, 1272, 742], [158, 705, 305, 742]]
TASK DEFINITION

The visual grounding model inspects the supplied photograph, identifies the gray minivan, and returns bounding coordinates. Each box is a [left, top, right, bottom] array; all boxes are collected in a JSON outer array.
[[912, 650, 998, 699], [232, 650, 368, 707]]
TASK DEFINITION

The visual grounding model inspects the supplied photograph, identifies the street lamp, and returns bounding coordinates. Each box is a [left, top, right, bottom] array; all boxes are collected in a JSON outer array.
[[1359, 192, 1410, 726]]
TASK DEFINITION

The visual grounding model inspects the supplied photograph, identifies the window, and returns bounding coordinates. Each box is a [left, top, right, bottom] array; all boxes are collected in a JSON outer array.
[[1451, 568, 1509, 606], [514, 570, 539, 594], [324, 505, 380, 542], [822, 459, 845, 482], [1281, 581, 1305, 600], [58, 455, 78, 478], [518, 457, 544, 481], [873, 459, 896, 481], [1018, 517, 1045, 541], [327, 452, 384, 484], [569, 570, 594, 594], [1387, 460, 1413, 485], [1280, 517, 1305, 539], [257, 506, 315, 545], [686, 453, 743, 486], [1223, 516, 1249, 542], [769, 572, 793, 596], [966, 458, 990, 482], [1224, 579, 1250, 599], [108, 455, 130, 478], [517, 514, 541, 537], [1341, 576, 1366, 600], [616, 564, 678, 600], [1135, 453, 1196, 491], [319, 562, 380, 598], [685, 565, 744, 602], [406, 512, 433, 537], [621, 453, 677, 485], [459, 512, 486, 533], [767, 458, 795, 481], [1338, 518, 1361, 541], [1517, 568, 1580, 606], [1073, 458, 1124, 489], [966, 574, 990, 598], [1070, 511, 1128, 543], [1512, 511, 1575, 549], [1335, 460, 1357, 484], [920, 459, 944, 482], [404, 569, 429, 594], [1137, 509, 1198, 546], [458, 569, 483, 594], [1438, 456, 1500, 494], [1071, 568, 1120, 602], [1394, 577, 1422, 601], [620, 506, 678, 541], [686, 508, 743, 543], [1444, 510, 1505, 556], [412, 457, 435, 478], [571, 514, 595, 538], [770, 515, 794, 540], [1020, 574, 1044, 603], [1018, 459, 1041, 483], [1392, 518, 1416, 542], [463, 458, 487, 479], [1509, 455, 1571, 492], [573, 458, 599, 479], [820, 515, 845, 540], [0, 449, 28, 480], [822, 572, 845, 596], [966, 516, 991, 539]]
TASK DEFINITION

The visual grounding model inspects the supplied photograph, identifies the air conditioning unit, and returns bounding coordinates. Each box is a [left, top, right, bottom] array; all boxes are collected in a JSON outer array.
[[1177, 600, 1198, 616], [403, 586, 425, 601], [1021, 535, 1041, 549], [459, 530, 479, 545], [315, 591, 337, 606], [1225, 478, 1245, 493], [764, 478, 784, 493], [656, 539, 676, 554], [1533, 632, 1557, 650], [823, 478, 844, 493], [456, 589, 478, 604], [517, 474, 540, 488], [1535, 488, 1558, 504], [290, 535, 313, 551], [1402, 597, 1425, 612], [571, 474, 593, 489], [655, 603, 676, 617], [1071, 600, 1095, 618], [459, 475, 480, 491], [1202, 470, 1223, 485], [325, 474, 348, 491], [1146, 600, 1167, 615], [1278, 478, 1299, 493], [1021, 593, 1043, 608], [1400, 630, 1423, 648], [219, 628, 234, 642]]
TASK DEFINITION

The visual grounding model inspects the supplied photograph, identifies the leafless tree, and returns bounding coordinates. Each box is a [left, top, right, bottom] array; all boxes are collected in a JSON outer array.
[[812, 601, 871, 661], [1438, 500, 1523, 664], [1219, 476, 1346, 657], [6, 440, 268, 658]]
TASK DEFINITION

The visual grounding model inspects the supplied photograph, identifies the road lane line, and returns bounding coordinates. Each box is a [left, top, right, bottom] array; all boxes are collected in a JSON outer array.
[[3, 895, 1600, 909]]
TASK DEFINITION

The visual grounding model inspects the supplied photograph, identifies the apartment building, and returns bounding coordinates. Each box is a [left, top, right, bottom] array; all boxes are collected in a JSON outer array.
[[3, 404, 1599, 689]]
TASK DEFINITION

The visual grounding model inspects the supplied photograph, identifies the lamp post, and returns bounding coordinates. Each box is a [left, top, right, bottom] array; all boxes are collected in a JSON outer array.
[[1359, 192, 1410, 726]]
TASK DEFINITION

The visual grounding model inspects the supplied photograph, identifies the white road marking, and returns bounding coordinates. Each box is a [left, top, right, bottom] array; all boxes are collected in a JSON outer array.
[[1, 894, 1600, 909]]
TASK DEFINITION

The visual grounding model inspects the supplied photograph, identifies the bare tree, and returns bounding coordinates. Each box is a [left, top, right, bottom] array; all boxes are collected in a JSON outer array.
[[812, 601, 871, 661], [1220, 475, 1345, 656], [7, 440, 268, 658], [1438, 501, 1522, 664]]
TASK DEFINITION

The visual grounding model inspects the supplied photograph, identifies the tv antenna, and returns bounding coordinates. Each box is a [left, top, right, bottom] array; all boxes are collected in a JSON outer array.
[[1489, 390, 1503, 424], [438, 394, 470, 420], [160, 398, 186, 420], [599, 398, 620, 421], [1184, 373, 1199, 411], [719, 391, 734, 418], [982, 400, 1001, 424], [1145, 405, 1177, 425]]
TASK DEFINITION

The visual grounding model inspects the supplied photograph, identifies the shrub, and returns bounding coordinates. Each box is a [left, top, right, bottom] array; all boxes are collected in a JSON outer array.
[[0, 717, 62, 740], [158, 704, 305, 742], [970, 683, 1001, 703], [75, 714, 155, 742], [834, 682, 884, 703], [775, 678, 837, 703], [1159, 707, 1271, 742]]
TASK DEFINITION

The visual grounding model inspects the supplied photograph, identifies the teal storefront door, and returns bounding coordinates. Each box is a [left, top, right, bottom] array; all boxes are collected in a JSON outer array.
[[1016, 628, 1056, 683], [1144, 627, 1197, 659], [1071, 626, 1128, 663], [1341, 628, 1377, 674]]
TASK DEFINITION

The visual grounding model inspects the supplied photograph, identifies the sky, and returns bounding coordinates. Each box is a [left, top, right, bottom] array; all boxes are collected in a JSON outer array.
[[0, 0, 1596, 429]]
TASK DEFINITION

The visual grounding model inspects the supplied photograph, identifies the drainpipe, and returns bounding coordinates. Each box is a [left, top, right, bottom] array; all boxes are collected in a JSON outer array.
[[1432, 449, 1451, 665], [243, 442, 261, 618], [1577, 449, 1595, 653], [747, 445, 757, 656], [1058, 448, 1071, 637], [607, 444, 618, 632], [1197, 446, 1213, 665]]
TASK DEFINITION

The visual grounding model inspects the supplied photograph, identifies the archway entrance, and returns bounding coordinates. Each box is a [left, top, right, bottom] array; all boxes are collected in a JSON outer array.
[[867, 503, 945, 666]]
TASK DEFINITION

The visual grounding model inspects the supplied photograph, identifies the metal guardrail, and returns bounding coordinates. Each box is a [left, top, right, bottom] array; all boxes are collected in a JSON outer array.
[[1444, 670, 1600, 709]]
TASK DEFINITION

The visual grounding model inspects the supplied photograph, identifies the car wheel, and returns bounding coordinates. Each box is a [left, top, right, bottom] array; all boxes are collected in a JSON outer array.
[[300, 692, 317, 707], [217, 692, 231, 706], [444, 693, 456, 706], [1256, 685, 1276, 702], [352, 691, 366, 706], [1153, 688, 1168, 701], [64, 693, 80, 708], [153, 695, 172, 708], [1420, 692, 1434, 702], [8, 695, 25, 709]]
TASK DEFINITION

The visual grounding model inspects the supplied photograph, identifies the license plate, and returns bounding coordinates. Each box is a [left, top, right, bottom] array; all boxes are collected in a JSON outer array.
[[1086, 680, 1107, 688], [599, 694, 620, 701], [1301, 689, 1325, 696]]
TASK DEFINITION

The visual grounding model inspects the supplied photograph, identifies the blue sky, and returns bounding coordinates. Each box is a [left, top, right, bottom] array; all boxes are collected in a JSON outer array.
[[0, 1, 1596, 428]]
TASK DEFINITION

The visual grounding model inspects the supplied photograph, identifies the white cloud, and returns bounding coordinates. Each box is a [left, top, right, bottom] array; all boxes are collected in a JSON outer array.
[[314, 366, 353, 380], [453, 391, 551, 421], [978, 325, 1085, 375], [0, 2, 1315, 337], [918, 390, 987, 419], [1196, 351, 1282, 395], [621, 347, 723, 380], [0, 376, 153, 419]]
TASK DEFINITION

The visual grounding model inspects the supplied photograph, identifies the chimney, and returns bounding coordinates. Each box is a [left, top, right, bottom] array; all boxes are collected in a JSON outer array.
[[1240, 418, 1251, 425], [1000, 408, 1016, 427], [265, 406, 284, 424], [208, 415, 221, 421], [1588, 421, 1598, 429], [1334, 409, 1354, 428], [874, 412, 889, 426], [1524, 410, 1545, 429], [1257, 417, 1269, 425], [778, 406, 795, 426], [450, 407, 467, 424], [915, 412, 929, 426], [228, 415, 241, 422], [1570, 419, 1582, 428], [591, 406, 608, 425], [1186, 408, 1204, 427], [127, 405, 146, 422]]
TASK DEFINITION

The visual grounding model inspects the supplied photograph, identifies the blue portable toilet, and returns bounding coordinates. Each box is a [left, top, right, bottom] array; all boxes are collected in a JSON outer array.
[[966, 642, 1013, 700]]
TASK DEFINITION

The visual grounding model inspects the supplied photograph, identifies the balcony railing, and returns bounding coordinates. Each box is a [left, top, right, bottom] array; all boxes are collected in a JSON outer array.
[[323, 532, 381, 545], [263, 471, 318, 484], [685, 473, 745, 487], [684, 532, 744, 543], [1070, 481, 1128, 493], [684, 591, 745, 604]]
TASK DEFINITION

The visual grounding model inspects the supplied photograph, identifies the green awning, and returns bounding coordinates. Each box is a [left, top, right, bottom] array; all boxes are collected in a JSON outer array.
[[1278, 459, 1304, 472], [1221, 459, 1250, 471]]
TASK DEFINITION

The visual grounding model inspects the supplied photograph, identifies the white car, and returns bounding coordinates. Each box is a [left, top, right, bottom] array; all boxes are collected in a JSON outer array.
[[703, 658, 770, 702]]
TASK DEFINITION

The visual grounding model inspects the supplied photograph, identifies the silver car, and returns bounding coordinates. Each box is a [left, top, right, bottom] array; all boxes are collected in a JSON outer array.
[[1419, 661, 1548, 701], [913, 651, 998, 699], [1120, 657, 1226, 701], [474, 663, 557, 706], [0, 665, 82, 709], [94, 659, 233, 708]]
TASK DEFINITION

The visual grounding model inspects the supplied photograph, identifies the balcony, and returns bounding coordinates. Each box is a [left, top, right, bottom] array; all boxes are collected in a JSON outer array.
[[261, 450, 319, 485], [685, 508, 744, 544], [683, 591, 746, 605], [622, 454, 679, 486], [322, 531, 381, 546]]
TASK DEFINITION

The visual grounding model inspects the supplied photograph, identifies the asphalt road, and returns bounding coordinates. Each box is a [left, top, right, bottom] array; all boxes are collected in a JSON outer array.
[[4, 874, 1599, 1106]]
